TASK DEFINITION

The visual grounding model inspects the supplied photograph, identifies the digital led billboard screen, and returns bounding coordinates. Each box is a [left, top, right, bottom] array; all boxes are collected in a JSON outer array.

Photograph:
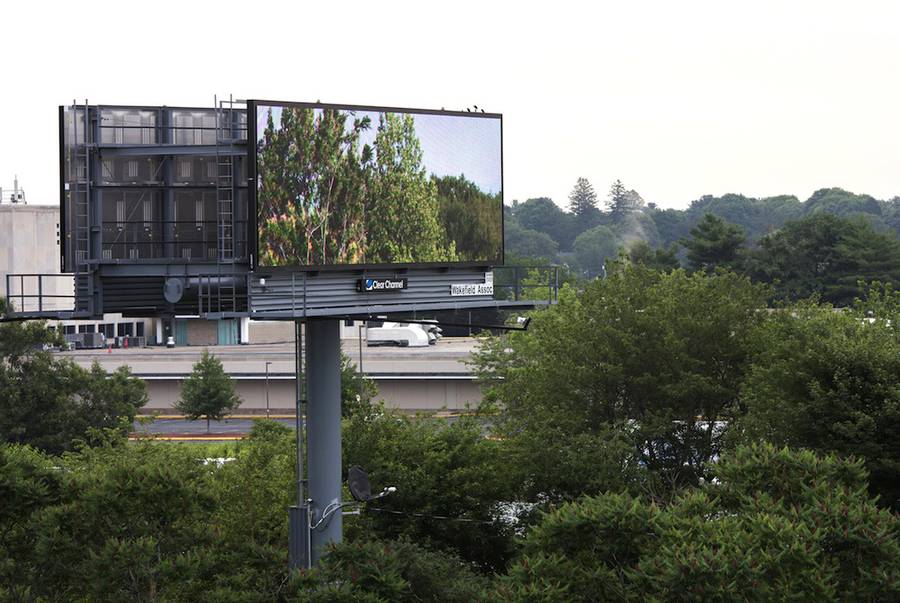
[[252, 101, 503, 268]]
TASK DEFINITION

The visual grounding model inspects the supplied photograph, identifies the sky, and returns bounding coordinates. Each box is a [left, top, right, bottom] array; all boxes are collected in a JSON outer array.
[[1, 0, 899, 210], [258, 105, 502, 194]]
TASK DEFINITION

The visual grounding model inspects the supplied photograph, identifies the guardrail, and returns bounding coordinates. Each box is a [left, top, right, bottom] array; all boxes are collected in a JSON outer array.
[[3, 273, 81, 319]]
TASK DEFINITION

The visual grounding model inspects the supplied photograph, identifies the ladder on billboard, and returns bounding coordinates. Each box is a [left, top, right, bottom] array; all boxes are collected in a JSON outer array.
[[72, 101, 91, 274], [214, 94, 245, 263]]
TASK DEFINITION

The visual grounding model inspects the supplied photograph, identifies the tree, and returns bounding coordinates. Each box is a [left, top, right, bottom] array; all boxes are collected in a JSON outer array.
[[732, 293, 900, 509], [257, 106, 373, 266], [341, 352, 377, 417], [257, 107, 459, 267], [514, 197, 582, 251], [682, 213, 746, 272], [2, 440, 218, 602], [175, 349, 242, 432], [495, 444, 900, 602], [433, 174, 502, 262], [367, 112, 457, 264], [504, 218, 560, 260], [745, 213, 900, 305], [568, 177, 598, 217], [572, 225, 619, 277], [627, 241, 681, 271], [0, 299, 145, 453], [344, 404, 516, 571], [472, 266, 770, 499], [606, 180, 643, 221], [290, 538, 489, 602]]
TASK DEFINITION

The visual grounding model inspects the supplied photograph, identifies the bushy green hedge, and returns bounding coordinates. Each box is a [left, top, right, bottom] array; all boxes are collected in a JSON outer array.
[[495, 444, 900, 602]]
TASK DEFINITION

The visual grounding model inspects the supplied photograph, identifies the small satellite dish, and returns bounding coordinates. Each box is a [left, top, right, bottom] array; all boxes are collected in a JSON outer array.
[[348, 465, 373, 502], [164, 278, 185, 304]]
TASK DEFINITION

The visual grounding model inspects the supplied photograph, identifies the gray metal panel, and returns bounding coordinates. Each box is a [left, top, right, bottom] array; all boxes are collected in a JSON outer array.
[[249, 267, 494, 316]]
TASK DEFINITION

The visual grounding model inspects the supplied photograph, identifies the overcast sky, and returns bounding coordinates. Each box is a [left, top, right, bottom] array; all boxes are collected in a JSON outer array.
[[2, 0, 899, 209]]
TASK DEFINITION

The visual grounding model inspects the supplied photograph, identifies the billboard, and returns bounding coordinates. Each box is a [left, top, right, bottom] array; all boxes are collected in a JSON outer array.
[[251, 101, 503, 269]]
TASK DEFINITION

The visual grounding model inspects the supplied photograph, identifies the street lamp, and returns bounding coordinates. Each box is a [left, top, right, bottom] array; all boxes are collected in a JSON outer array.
[[265, 361, 272, 419]]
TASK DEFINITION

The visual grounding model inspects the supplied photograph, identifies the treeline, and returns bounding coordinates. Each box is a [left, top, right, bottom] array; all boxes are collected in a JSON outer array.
[[3, 267, 900, 600], [507, 180, 900, 304]]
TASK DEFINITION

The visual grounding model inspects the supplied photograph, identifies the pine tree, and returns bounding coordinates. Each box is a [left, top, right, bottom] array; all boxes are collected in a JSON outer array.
[[568, 177, 598, 217], [682, 213, 746, 273], [606, 179, 632, 220], [175, 349, 242, 432]]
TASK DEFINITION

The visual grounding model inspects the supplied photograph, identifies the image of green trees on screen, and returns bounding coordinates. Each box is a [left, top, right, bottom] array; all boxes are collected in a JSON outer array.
[[257, 106, 502, 267]]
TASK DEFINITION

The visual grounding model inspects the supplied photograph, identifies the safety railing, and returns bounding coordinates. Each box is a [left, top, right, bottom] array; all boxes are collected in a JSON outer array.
[[3, 274, 80, 317], [100, 220, 248, 261], [492, 265, 561, 303]]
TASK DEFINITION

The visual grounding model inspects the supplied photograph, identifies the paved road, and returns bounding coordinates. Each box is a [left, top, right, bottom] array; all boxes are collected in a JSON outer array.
[[133, 417, 297, 438]]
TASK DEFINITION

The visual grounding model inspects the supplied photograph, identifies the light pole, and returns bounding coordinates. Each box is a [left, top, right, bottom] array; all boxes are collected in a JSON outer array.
[[265, 361, 272, 419]]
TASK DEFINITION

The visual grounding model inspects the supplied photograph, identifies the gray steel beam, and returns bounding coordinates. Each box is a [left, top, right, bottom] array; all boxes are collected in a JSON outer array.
[[93, 145, 245, 157], [305, 319, 342, 564]]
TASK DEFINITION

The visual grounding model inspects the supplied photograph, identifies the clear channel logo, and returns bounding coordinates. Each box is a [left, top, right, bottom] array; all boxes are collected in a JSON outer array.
[[357, 278, 408, 293]]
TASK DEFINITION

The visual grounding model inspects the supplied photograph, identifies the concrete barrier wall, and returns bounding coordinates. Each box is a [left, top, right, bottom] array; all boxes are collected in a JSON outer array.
[[143, 376, 482, 414]]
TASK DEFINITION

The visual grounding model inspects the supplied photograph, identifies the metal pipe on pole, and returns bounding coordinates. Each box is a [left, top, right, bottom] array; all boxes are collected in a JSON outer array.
[[288, 320, 310, 570]]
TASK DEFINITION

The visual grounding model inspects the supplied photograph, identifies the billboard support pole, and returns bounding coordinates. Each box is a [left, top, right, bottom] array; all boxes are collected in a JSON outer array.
[[305, 319, 343, 564]]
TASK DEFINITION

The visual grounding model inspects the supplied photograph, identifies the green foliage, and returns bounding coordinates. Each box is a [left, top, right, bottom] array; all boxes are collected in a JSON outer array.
[[257, 107, 490, 267], [0, 306, 145, 453], [202, 421, 298, 599], [568, 177, 598, 217], [367, 112, 458, 264], [627, 240, 681, 271], [682, 213, 746, 272], [257, 107, 373, 266], [496, 444, 900, 602], [732, 294, 900, 509], [0, 444, 63, 597], [290, 538, 489, 602], [343, 404, 515, 571], [434, 174, 502, 262], [805, 187, 883, 219], [473, 265, 770, 496], [21, 441, 217, 601], [573, 224, 619, 277], [513, 197, 582, 252], [606, 179, 643, 221], [341, 352, 378, 418], [504, 217, 560, 260], [746, 212, 900, 305], [0, 422, 499, 601], [175, 348, 242, 430]]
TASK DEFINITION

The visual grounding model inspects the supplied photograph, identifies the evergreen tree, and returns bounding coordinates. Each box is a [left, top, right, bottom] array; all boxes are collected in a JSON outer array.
[[744, 213, 900, 305], [627, 241, 681, 271], [175, 349, 242, 432], [568, 177, 598, 217], [606, 179, 628, 218], [606, 179, 644, 221], [682, 213, 746, 272]]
